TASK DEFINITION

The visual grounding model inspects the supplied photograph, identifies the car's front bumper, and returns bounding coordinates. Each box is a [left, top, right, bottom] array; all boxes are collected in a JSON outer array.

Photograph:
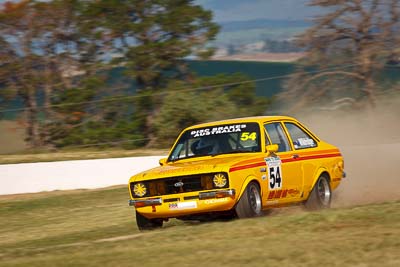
[[129, 189, 236, 219]]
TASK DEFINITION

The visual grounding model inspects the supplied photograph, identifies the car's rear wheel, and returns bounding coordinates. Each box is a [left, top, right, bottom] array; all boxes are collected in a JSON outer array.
[[304, 174, 331, 210], [136, 211, 163, 230], [235, 182, 263, 218]]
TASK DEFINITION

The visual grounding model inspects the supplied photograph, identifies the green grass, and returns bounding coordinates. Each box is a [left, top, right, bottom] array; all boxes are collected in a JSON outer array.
[[0, 187, 399, 267]]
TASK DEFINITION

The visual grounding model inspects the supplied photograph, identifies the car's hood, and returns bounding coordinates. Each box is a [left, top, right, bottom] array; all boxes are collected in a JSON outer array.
[[130, 154, 263, 182]]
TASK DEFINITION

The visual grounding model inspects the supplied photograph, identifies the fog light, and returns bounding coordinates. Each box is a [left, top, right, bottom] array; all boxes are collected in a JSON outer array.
[[133, 182, 147, 197], [213, 173, 227, 188]]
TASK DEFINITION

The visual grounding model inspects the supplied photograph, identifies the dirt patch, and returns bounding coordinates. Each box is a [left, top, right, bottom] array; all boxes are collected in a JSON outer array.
[[93, 233, 144, 243], [296, 95, 400, 207], [0, 120, 26, 154], [332, 144, 400, 207]]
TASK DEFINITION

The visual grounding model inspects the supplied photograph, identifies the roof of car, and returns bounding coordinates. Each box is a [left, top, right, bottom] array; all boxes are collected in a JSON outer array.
[[185, 116, 297, 130]]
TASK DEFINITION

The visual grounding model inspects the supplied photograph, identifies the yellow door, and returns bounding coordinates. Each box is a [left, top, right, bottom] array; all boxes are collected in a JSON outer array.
[[282, 121, 320, 195], [263, 122, 303, 205]]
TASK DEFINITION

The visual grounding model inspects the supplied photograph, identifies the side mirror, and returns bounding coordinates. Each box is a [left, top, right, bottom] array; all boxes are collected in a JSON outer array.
[[265, 144, 279, 154], [159, 158, 167, 166]]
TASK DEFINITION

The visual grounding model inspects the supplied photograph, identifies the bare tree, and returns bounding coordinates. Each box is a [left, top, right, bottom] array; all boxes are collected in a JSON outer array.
[[281, 0, 400, 111]]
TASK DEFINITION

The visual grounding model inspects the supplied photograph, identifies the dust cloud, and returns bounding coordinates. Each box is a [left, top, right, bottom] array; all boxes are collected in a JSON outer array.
[[296, 94, 400, 207]]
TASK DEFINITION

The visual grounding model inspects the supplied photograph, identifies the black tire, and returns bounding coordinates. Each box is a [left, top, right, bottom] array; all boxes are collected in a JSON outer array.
[[304, 174, 332, 210], [235, 182, 263, 218], [136, 211, 163, 231]]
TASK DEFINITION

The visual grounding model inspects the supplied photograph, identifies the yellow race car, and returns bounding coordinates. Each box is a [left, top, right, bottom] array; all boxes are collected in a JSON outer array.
[[128, 116, 345, 230]]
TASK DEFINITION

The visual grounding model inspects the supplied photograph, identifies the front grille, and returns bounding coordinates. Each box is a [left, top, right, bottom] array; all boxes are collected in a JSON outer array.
[[164, 176, 202, 194], [163, 198, 180, 203], [130, 173, 228, 198]]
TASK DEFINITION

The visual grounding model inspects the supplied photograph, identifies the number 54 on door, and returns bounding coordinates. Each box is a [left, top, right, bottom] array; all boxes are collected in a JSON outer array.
[[265, 156, 282, 190]]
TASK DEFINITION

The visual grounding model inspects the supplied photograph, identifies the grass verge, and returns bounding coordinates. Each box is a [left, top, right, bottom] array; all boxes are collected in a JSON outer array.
[[0, 186, 399, 267]]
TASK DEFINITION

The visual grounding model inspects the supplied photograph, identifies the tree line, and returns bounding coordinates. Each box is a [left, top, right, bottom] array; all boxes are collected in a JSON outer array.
[[1, 0, 399, 151], [0, 0, 268, 149]]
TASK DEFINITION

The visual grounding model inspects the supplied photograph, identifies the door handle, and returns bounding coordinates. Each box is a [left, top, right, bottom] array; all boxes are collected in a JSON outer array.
[[292, 154, 299, 159]]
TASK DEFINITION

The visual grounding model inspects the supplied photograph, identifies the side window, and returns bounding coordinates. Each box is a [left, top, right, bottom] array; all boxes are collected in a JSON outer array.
[[264, 122, 291, 152], [284, 122, 317, 149]]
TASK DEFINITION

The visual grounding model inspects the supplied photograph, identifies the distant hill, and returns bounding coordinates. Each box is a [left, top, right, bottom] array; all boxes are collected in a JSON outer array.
[[219, 19, 312, 32], [214, 18, 310, 46], [212, 19, 310, 47], [195, 0, 319, 49]]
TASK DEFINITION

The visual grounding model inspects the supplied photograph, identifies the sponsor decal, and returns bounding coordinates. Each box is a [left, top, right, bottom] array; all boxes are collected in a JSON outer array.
[[169, 203, 178, 209], [190, 124, 246, 138], [240, 132, 257, 141], [287, 188, 300, 196], [267, 188, 298, 200], [204, 197, 228, 204], [265, 156, 283, 190], [157, 166, 207, 175], [294, 138, 316, 149], [169, 201, 197, 210]]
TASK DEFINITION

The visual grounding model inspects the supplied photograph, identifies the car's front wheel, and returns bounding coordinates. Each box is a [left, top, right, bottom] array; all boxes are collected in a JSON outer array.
[[235, 182, 263, 218], [304, 174, 332, 210], [136, 211, 163, 231]]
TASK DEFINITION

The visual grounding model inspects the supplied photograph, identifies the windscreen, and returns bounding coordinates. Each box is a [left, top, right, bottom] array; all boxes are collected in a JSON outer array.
[[168, 123, 261, 162]]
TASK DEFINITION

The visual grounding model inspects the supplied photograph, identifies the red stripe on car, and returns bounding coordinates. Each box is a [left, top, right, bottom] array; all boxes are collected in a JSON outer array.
[[229, 161, 266, 172], [229, 153, 341, 172], [282, 153, 342, 163]]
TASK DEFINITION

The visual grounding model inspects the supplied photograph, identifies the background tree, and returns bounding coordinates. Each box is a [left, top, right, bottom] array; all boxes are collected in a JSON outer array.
[[280, 0, 400, 111], [85, 0, 219, 144], [154, 73, 270, 146], [0, 1, 44, 147], [1, 0, 270, 151], [0, 0, 128, 148]]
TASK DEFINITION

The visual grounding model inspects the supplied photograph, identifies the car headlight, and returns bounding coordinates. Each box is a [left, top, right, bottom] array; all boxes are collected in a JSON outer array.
[[213, 173, 227, 188], [133, 182, 147, 197]]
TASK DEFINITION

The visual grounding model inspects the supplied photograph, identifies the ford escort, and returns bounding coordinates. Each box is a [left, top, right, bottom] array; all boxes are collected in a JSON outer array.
[[128, 116, 345, 230]]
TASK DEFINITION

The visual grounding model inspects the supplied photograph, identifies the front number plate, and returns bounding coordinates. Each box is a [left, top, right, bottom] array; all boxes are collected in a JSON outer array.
[[169, 201, 197, 210]]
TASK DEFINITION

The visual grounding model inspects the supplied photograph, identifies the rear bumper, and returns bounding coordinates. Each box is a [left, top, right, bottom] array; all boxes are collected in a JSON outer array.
[[129, 189, 236, 219]]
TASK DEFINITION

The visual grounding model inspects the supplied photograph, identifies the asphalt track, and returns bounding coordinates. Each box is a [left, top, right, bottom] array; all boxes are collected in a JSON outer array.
[[0, 156, 164, 195]]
